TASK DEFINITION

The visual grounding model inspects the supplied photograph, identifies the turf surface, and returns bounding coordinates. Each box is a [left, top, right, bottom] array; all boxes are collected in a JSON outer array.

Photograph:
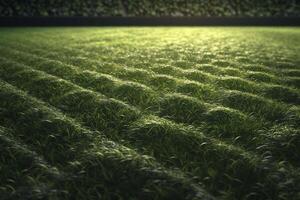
[[0, 27, 299, 200]]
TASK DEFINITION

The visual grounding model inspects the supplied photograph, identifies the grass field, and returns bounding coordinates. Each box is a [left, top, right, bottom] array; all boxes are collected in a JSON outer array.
[[0, 27, 299, 200]]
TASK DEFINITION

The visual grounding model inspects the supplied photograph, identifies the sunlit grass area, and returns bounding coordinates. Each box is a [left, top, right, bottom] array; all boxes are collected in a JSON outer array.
[[0, 27, 299, 199]]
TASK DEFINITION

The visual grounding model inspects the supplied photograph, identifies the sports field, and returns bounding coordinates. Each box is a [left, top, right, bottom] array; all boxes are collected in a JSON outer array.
[[0, 27, 299, 199]]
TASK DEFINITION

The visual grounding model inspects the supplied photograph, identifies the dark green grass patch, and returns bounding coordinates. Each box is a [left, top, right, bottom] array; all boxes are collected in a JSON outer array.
[[216, 77, 260, 93], [202, 107, 258, 138], [157, 93, 207, 124], [221, 90, 291, 122], [112, 81, 157, 107], [176, 81, 216, 100], [259, 124, 300, 167], [285, 77, 300, 88], [284, 69, 300, 77], [149, 74, 178, 91], [263, 85, 300, 104], [246, 71, 276, 83]]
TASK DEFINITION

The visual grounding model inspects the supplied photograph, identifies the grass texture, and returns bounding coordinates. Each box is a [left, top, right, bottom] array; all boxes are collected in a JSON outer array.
[[0, 27, 299, 200]]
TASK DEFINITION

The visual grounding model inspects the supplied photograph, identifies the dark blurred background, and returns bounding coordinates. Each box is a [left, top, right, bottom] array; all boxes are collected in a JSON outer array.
[[1, 0, 299, 17]]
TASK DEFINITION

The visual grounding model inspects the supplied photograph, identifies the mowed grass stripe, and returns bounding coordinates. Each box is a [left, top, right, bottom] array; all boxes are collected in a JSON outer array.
[[1, 47, 298, 135], [1, 30, 299, 91], [60, 48, 299, 102], [0, 58, 299, 199], [1, 42, 299, 106], [1, 50, 300, 167], [0, 80, 210, 200], [3, 28, 298, 77], [0, 52, 298, 167], [1, 46, 299, 126]]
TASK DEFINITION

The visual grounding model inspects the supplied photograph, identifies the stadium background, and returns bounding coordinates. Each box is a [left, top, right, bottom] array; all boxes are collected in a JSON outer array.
[[1, 0, 299, 17]]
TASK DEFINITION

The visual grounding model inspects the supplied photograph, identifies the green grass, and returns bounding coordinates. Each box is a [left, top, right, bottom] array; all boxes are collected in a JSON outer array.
[[0, 27, 299, 200]]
